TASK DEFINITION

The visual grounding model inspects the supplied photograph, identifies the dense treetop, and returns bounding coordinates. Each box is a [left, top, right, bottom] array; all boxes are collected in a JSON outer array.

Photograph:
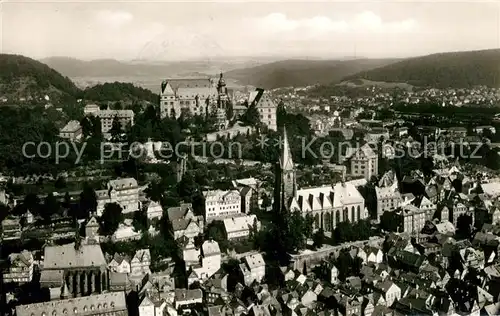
[[345, 49, 500, 88]]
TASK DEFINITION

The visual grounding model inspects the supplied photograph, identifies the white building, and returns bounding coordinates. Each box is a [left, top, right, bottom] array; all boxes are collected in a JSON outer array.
[[96, 178, 141, 216], [59, 120, 82, 141], [84, 104, 134, 136], [146, 201, 163, 219], [108, 254, 131, 274], [3, 250, 34, 283], [240, 253, 266, 286], [183, 240, 221, 282], [112, 219, 142, 242], [159, 78, 217, 119], [223, 215, 260, 240], [204, 189, 242, 223], [249, 89, 277, 131], [131, 249, 151, 276], [349, 143, 378, 180]]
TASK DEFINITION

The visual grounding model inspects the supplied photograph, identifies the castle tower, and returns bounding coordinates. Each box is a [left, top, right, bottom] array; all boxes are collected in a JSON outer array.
[[215, 72, 229, 130], [273, 127, 297, 213]]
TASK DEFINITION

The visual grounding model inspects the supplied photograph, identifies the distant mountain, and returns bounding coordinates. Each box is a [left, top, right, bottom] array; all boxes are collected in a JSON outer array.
[[224, 59, 399, 89], [344, 49, 500, 88], [0, 54, 80, 103], [41, 57, 271, 79]]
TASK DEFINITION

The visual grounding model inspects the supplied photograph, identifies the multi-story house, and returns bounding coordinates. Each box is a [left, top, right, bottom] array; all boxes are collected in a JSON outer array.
[[138, 295, 167, 316], [204, 189, 242, 223], [84, 104, 134, 136], [108, 254, 131, 274], [248, 89, 277, 131], [3, 250, 34, 283], [349, 143, 378, 180], [59, 120, 83, 141], [402, 205, 426, 234], [96, 110, 135, 134], [374, 281, 401, 307], [195, 240, 221, 280], [174, 289, 203, 311], [413, 196, 437, 221], [146, 201, 163, 220], [452, 202, 468, 227], [223, 215, 260, 240], [239, 253, 265, 286], [1, 216, 21, 241], [16, 292, 128, 316], [96, 178, 140, 216], [232, 178, 259, 214], [375, 180, 401, 221], [167, 203, 203, 241], [131, 249, 151, 276]]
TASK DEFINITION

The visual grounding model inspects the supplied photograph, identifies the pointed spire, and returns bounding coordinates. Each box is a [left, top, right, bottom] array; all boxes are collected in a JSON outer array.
[[280, 127, 294, 171]]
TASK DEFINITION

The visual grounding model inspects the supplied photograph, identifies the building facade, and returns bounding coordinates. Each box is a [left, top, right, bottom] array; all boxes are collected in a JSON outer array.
[[3, 250, 34, 283], [96, 178, 140, 216], [248, 89, 277, 131], [223, 215, 260, 240], [204, 189, 242, 223], [375, 173, 402, 221], [16, 292, 128, 316], [84, 105, 134, 136], [349, 143, 378, 180], [159, 78, 217, 119], [59, 120, 83, 141]]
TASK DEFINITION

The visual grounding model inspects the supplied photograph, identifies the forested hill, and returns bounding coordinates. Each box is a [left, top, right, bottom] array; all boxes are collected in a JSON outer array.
[[225, 58, 399, 89], [81, 82, 158, 103], [0, 54, 158, 105], [0, 54, 80, 103], [344, 49, 500, 88]]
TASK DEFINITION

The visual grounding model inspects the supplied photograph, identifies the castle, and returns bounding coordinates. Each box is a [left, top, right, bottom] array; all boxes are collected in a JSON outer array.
[[159, 73, 229, 130], [273, 128, 368, 232]]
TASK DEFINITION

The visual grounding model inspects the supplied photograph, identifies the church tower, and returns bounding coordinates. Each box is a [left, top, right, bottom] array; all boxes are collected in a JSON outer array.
[[273, 127, 297, 213]]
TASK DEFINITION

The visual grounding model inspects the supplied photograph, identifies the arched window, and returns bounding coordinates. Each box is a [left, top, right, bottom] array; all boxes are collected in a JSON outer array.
[[351, 206, 356, 222], [335, 211, 341, 226], [357, 206, 361, 220], [343, 208, 348, 222]]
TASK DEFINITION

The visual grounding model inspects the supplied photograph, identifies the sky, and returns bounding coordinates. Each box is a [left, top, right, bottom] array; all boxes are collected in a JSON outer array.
[[1, 0, 500, 61]]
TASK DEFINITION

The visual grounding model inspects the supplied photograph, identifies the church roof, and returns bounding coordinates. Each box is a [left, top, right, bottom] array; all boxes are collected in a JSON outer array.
[[43, 243, 106, 269]]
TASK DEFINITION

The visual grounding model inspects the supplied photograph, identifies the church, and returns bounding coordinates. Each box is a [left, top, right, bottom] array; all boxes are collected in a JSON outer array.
[[274, 128, 368, 232]]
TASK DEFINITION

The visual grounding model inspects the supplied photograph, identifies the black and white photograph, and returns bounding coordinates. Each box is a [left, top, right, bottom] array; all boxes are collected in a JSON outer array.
[[1, 1, 500, 315]]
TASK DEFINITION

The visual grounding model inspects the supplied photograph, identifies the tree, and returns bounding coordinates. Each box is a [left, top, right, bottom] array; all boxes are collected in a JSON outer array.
[[41, 193, 60, 220], [99, 203, 124, 236], [241, 103, 260, 127], [380, 211, 402, 233], [226, 101, 234, 120], [133, 210, 149, 233], [79, 184, 97, 218], [24, 193, 40, 216], [312, 228, 325, 249], [110, 116, 123, 140], [54, 177, 66, 189]]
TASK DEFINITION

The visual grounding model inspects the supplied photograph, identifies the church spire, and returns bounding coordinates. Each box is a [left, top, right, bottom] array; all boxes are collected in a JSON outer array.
[[280, 127, 294, 171]]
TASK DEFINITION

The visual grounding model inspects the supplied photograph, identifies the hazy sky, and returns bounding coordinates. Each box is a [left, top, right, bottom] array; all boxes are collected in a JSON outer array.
[[1, 0, 500, 61]]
